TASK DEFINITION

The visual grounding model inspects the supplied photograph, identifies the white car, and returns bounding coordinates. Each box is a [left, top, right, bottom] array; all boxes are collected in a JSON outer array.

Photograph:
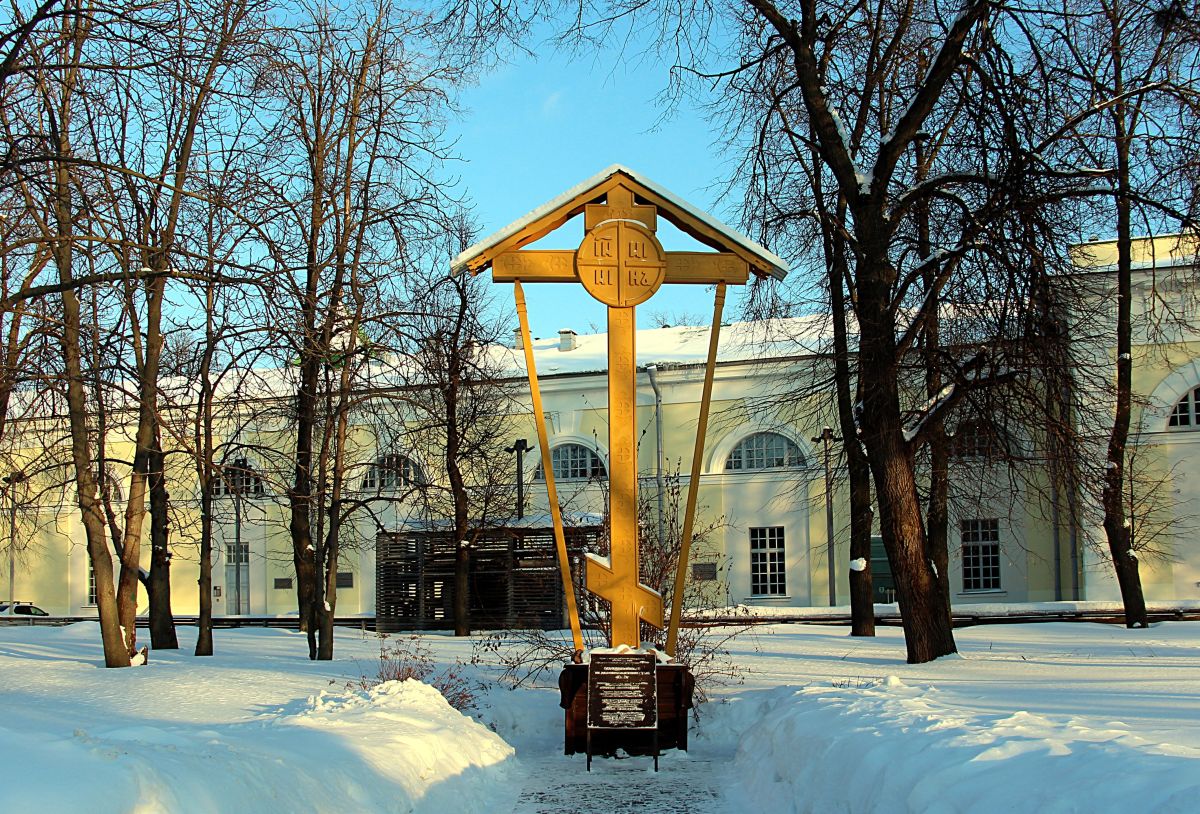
[[0, 601, 49, 617]]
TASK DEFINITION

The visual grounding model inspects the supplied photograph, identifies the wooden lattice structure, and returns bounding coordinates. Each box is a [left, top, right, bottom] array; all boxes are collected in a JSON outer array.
[[376, 526, 603, 632]]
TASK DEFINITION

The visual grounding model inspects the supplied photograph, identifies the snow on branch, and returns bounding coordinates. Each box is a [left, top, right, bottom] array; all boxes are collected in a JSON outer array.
[[901, 351, 1016, 449], [873, 0, 992, 187]]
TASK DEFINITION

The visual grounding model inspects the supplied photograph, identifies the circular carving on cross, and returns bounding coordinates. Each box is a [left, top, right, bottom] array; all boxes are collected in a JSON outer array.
[[576, 219, 667, 308]]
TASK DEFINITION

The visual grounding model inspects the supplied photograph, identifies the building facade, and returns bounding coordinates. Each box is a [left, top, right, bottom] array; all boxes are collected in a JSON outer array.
[[3, 237, 1200, 619]]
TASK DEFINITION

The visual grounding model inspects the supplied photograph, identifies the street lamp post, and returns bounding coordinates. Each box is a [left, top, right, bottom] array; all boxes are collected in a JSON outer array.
[[233, 482, 244, 614], [4, 471, 26, 609], [505, 439, 530, 519], [811, 428, 840, 606]]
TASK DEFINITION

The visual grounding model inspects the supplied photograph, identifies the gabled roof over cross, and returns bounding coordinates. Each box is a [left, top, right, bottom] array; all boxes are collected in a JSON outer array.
[[450, 164, 790, 281]]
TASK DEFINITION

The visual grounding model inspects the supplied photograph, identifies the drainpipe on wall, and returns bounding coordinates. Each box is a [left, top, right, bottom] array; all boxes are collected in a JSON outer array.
[[1051, 471, 1063, 602], [646, 365, 667, 550], [1060, 380, 1082, 601]]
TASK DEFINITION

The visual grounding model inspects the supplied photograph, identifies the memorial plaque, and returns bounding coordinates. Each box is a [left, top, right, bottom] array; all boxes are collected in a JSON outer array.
[[587, 652, 658, 730]]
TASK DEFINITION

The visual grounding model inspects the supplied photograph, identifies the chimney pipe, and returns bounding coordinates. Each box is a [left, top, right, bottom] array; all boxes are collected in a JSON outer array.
[[558, 329, 577, 352], [513, 327, 523, 350]]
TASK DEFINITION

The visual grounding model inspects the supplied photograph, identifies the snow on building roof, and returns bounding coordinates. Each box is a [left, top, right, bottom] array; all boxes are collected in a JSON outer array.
[[489, 315, 834, 378], [7, 317, 832, 423], [1069, 234, 1200, 273]]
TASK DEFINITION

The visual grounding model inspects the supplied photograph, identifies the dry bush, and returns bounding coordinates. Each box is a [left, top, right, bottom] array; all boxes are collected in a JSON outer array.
[[348, 633, 479, 712], [475, 465, 755, 704]]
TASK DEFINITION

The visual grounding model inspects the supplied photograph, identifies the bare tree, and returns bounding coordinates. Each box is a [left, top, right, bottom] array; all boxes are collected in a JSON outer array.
[[396, 267, 517, 637], [250, 0, 467, 659], [699, 0, 1084, 661], [11, 1, 129, 665], [1043, 0, 1200, 627]]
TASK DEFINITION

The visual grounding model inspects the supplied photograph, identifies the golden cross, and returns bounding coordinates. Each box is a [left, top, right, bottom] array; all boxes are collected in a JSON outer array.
[[501, 185, 747, 647], [577, 188, 667, 646], [459, 170, 784, 651]]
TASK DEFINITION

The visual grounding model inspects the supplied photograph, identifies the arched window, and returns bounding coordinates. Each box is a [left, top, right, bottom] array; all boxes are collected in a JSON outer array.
[[213, 457, 264, 497], [100, 465, 124, 503], [361, 453, 422, 490], [1168, 386, 1200, 429], [725, 432, 804, 471], [952, 420, 1007, 459], [534, 443, 606, 481]]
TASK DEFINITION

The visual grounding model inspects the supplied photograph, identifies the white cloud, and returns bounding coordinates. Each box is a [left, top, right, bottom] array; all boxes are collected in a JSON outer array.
[[540, 91, 563, 117]]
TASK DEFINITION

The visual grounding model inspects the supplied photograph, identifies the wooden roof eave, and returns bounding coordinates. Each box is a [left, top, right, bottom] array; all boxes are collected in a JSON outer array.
[[458, 176, 628, 276], [453, 167, 788, 281], [626, 182, 782, 281]]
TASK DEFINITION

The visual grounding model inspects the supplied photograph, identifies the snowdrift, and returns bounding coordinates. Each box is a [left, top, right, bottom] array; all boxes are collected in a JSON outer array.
[[732, 676, 1199, 813], [0, 676, 512, 814]]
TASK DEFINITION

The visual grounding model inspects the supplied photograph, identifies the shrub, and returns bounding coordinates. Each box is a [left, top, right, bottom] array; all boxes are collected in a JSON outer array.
[[349, 634, 478, 712]]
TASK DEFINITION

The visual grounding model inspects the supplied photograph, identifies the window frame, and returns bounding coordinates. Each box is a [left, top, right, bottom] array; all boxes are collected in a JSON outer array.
[[212, 457, 265, 498], [227, 538, 250, 566], [1168, 386, 1200, 429], [960, 518, 1002, 593], [725, 432, 805, 472], [361, 453, 422, 491], [749, 526, 787, 597], [534, 443, 607, 482]]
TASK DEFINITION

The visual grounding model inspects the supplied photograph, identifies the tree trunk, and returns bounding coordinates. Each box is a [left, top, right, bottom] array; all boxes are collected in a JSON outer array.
[[926, 431, 952, 626], [846, 447, 875, 637], [922, 312, 952, 627], [317, 602, 334, 660], [1102, 100, 1148, 628], [57, 258, 127, 666], [858, 251, 956, 663], [454, 544, 470, 637], [194, 285, 217, 657], [915, 131, 953, 627], [147, 438, 178, 649], [316, 505, 342, 660], [45, 30, 127, 664], [196, 486, 214, 656], [145, 432, 170, 635], [291, 353, 320, 656], [827, 212, 875, 636]]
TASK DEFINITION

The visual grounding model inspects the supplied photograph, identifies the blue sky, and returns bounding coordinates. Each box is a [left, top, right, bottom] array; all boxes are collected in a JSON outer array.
[[449, 29, 761, 339]]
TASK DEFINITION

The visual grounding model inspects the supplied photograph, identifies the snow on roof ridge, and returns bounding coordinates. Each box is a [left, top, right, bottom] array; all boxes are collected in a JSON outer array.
[[451, 164, 789, 279]]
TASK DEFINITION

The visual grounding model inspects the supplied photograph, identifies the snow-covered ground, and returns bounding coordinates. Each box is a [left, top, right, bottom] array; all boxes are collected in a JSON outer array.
[[1, 619, 1197, 813]]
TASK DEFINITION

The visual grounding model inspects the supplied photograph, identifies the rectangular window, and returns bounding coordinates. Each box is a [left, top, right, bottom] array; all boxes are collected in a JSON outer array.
[[961, 519, 1001, 592], [228, 540, 249, 565], [273, 577, 292, 590], [750, 526, 786, 596], [87, 565, 97, 605], [336, 571, 354, 589]]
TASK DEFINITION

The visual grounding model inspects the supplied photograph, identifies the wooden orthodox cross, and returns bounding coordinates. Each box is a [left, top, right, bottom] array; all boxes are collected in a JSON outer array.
[[453, 166, 786, 650]]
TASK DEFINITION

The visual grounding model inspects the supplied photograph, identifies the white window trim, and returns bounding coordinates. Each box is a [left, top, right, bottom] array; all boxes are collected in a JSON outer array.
[[749, 525, 787, 597], [360, 452, 424, 491], [1140, 358, 1200, 435], [530, 435, 609, 482], [960, 518, 1002, 593], [705, 423, 813, 475]]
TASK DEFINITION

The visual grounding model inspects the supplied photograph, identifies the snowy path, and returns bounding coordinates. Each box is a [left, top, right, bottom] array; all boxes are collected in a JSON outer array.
[[479, 680, 741, 814], [509, 744, 736, 814]]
